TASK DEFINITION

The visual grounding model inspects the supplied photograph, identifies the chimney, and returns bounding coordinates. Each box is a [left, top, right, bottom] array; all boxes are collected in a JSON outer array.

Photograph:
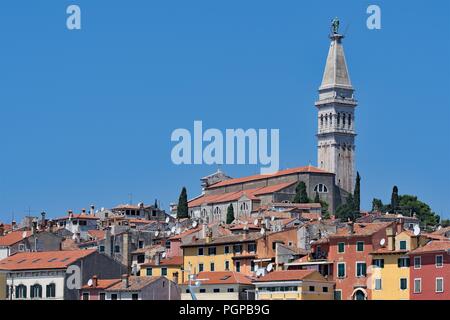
[[173, 272, 179, 285], [90, 205, 95, 216], [81, 208, 87, 215], [40, 211, 46, 227], [121, 274, 129, 289], [11, 220, 16, 230], [155, 253, 161, 266], [104, 228, 112, 257], [92, 275, 98, 288], [386, 227, 395, 251], [68, 210, 74, 219], [0, 224, 4, 236], [347, 221, 354, 235], [122, 232, 132, 271], [31, 220, 37, 235], [396, 220, 404, 234], [200, 223, 207, 239]]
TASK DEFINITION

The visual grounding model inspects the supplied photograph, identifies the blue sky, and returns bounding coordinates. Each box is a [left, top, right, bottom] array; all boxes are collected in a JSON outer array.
[[0, 0, 449, 222]]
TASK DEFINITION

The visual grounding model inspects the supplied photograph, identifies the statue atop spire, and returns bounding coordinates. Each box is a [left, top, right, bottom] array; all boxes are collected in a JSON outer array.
[[331, 17, 340, 34]]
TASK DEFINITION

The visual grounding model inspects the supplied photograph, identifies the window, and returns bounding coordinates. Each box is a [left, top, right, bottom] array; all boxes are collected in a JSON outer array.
[[137, 254, 145, 264], [198, 263, 204, 272], [111, 294, 118, 300], [414, 256, 421, 269], [251, 261, 256, 272], [16, 284, 27, 299], [322, 287, 328, 293], [82, 292, 89, 300], [400, 278, 408, 290], [18, 244, 25, 252], [225, 260, 230, 271], [356, 262, 367, 277], [309, 286, 315, 292], [398, 257, 410, 268], [373, 259, 384, 268], [414, 278, 422, 294], [235, 261, 241, 272], [114, 245, 120, 253], [233, 244, 242, 254], [338, 242, 345, 253], [165, 240, 171, 249], [99, 292, 106, 300], [138, 240, 144, 249], [248, 243, 256, 253], [161, 267, 168, 276], [199, 289, 206, 293], [224, 246, 230, 254], [198, 248, 204, 256], [208, 247, 216, 256], [227, 288, 234, 293], [436, 255, 443, 268], [399, 240, 407, 250], [337, 263, 346, 278], [99, 245, 105, 253], [314, 184, 328, 193], [356, 241, 364, 252], [146, 268, 153, 276], [210, 263, 215, 272], [46, 283, 56, 298], [375, 278, 382, 290], [132, 293, 139, 300], [30, 284, 42, 299], [334, 290, 342, 300], [213, 288, 220, 293], [436, 278, 444, 293]]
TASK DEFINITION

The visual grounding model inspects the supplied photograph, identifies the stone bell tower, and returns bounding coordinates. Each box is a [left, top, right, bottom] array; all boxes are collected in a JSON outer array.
[[316, 21, 357, 194]]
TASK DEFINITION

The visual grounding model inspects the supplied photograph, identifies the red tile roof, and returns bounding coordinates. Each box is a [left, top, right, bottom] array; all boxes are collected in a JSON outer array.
[[183, 271, 253, 285], [432, 226, 450, 236], [0, 249, 97, 270], [188, 182, 296, 208], [409, 240, 450, 254], [87, 230, 105, 240], [142, 256, 183, 267], [81, 278, 121, 290], [0, 230, 32, 246], [106, 276, 161, 292], [330, 222, 393, 238], [254, 270, 316, 282], [169, 226, 202, 240], [207, 166, 330, 189], [54, 214, 99, 221]]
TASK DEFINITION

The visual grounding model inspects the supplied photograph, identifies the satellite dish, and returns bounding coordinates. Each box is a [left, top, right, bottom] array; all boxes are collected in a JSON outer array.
[[318, 217, 322, 221], [101, 207, 105, 211], [165, 217, 170, 223], [192, 221, 198, 228], [87, 279, 94, 287], [166, 230, 171, 236], [260, 228, 265, 236], [253, 219, 259, 226], [22, 231, 28, 239], [155, 231, 160, 237], [413, 225, 421, 236], [266, 263, 273, 272], [380, 238, 386, 246], [271, 216, 275, 221], [176, 227, 181, 234], [162, 252, 167, 259], [171, 226, 176, 233]]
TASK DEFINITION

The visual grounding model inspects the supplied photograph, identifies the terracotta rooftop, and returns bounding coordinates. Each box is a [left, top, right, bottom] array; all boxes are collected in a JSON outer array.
[[106, 276, 161, 292], [0, 230, 32, 247], [183, 271, 253, 285], [87, 230, 105, 240], [181, 233, 262, 247], [409, 240, 450, 254], [81, 278, 121, 290], [54, 214, 99, 221], [432, 226, 450, 236], [271, 203, 322, 209], [169, 226, 202, 240], [330, 222, 393, 238], [207, 165, 330, 189], [0, 249, 97, 270], [142, 255, 183, 267], [253, 270, 316, 283]]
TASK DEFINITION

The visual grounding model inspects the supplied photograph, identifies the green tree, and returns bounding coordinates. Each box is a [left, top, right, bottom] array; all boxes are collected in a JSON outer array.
[[314, 191, 320, 203], [319, 200, 330, 219], [293, 181, 309, 203], [391, 186, 399, 213], [354, 172, 361, 212], [177, 187, 189, 219], [226, 204, 235, 224], [397, 195, 440, 228], [372, 198, 383, 212], [440, 219, 450, 227], [335, 194, 359, 221]]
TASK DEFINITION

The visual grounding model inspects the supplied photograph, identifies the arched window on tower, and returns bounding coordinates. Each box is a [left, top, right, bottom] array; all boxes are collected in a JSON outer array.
[[320, 114, 324, 128], [324, 114, 328, 127], [337, 113, 340, 127], [329, 113, 333, 126], [213, 207, 221, 221], [342, 113, 346, 126], [348, 114, 352, 128]]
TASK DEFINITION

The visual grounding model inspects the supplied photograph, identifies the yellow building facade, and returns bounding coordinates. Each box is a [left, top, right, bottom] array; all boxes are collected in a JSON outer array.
[[140, 256, 183, 284]]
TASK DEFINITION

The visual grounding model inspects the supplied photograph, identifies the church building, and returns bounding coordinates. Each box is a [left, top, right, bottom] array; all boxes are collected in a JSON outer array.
[[188, 23, 357, 223]]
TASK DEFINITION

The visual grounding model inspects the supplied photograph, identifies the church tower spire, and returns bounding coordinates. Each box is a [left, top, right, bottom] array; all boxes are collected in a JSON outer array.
[[316, 20, 357, 194]]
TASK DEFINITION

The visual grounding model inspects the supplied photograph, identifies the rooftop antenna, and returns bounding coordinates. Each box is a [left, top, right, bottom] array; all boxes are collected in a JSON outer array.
[[128, 193, 133, 205]]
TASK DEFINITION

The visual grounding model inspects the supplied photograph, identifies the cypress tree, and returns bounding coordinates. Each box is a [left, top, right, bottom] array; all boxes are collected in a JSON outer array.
[[177, 187, 189, 219], [293, 181, 309, 203], [226, 204, 235, 224], [354, 172, 361, 212], [314, 191, 320, 203], [391, 186, 399, 213]]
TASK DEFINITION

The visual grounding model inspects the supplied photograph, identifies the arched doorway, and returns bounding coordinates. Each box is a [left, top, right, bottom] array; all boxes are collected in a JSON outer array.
[[352, 289, 367, 300]]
